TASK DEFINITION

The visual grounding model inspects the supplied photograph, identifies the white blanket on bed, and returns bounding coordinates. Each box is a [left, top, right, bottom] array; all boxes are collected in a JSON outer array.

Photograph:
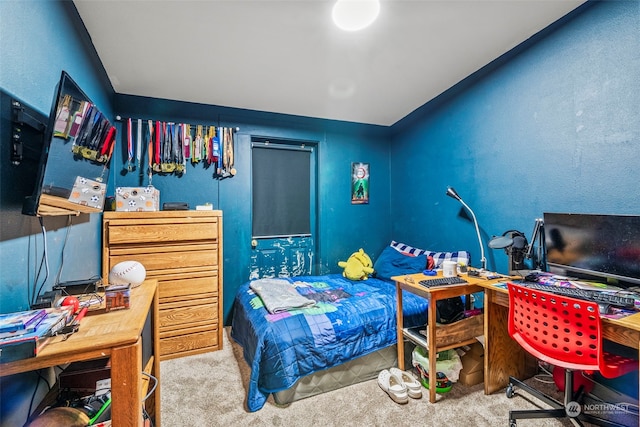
[[249, 278, 316, 314]]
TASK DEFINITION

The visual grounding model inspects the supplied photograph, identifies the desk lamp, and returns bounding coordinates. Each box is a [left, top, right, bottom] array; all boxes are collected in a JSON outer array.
[[446, 186, 486, 270]]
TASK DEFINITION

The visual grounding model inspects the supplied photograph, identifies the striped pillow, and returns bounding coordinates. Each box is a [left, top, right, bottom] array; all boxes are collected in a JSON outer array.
[[390, 241, 470, 268]]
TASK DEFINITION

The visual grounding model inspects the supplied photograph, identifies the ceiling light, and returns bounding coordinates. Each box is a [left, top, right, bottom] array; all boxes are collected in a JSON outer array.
[[332, 0, 380, 32]]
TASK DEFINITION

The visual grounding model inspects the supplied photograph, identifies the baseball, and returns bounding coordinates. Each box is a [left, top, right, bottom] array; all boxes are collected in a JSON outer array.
[[109, 260, 146, 287]]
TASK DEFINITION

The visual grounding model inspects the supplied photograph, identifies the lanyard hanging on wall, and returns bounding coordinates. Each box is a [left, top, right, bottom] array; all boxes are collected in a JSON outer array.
[[136, 119, 142, 172], [148, 120, 154, 185], [126, 118, 133, 171], [116, 116, 238, 179]]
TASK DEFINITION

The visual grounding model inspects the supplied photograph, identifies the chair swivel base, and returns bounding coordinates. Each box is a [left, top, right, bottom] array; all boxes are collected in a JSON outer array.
[[507, 376, 571, 426], [506, 376, 631, 427]]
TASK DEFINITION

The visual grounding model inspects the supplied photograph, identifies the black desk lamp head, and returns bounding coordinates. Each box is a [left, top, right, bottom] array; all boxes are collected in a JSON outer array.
[[446, 186, 462, 202]]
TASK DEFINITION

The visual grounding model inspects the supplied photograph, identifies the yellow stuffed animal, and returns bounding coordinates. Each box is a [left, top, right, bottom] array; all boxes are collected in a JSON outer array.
[[338, 248, 374, 281]]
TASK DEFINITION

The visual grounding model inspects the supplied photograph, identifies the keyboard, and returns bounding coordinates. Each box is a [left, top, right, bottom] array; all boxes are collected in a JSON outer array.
[[522, 282, 637, 309], [419, 276, 468, 288]]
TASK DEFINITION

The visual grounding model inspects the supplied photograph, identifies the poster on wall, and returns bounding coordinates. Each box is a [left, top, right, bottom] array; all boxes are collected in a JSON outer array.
[[351, 162, 369, 204]]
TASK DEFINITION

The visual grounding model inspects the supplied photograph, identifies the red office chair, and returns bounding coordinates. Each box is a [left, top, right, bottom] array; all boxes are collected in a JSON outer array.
[[506, 283, 638, 427]]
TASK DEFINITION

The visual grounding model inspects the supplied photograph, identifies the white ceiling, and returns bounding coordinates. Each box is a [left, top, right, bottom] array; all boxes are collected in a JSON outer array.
[[73, 0, 585, 126]]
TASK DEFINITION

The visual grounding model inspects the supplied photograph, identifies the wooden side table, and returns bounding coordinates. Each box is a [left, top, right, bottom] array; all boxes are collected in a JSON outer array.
[[392, 272, 484, 403]]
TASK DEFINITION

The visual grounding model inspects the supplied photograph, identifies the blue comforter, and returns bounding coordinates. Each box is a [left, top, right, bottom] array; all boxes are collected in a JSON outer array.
[[230, 274, 429, 411]]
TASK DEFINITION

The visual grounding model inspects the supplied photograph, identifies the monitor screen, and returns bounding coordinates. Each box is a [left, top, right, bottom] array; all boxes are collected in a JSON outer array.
[[544, 212, 640, 287]]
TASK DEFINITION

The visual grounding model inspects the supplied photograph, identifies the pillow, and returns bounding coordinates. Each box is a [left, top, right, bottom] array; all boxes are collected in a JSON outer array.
[[374, 246, 427, 280], [390, 240, 428, 256], [390, 241, 471, 268]]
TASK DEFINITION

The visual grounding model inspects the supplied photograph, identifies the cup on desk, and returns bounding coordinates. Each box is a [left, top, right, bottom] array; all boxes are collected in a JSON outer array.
[[442, 260, 457, 277]]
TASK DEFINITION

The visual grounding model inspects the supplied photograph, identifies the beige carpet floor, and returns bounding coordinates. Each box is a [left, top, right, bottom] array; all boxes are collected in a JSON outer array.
[[158, 328, 581, 426]]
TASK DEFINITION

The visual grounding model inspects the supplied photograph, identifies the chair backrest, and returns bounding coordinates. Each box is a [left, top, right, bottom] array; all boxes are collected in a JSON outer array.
[[507, 283, 602, 373]]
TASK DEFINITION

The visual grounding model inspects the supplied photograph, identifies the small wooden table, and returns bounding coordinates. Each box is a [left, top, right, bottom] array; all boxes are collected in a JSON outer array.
[[0, 280, 160, 427], [392, 272, 500, 403]]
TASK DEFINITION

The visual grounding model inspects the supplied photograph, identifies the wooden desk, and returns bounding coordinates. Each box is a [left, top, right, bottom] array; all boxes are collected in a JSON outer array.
[[478, 281, 640, 398], [479, 281, 640, 425], [0, 280, 160, 427], [393, 272, 496, 403]]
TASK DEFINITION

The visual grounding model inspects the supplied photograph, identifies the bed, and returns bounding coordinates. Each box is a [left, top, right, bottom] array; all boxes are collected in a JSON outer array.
[[230, 242, 470, 412]]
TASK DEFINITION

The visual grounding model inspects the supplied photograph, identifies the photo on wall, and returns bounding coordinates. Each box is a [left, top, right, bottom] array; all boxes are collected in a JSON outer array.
[[351, 162, 369, 204]]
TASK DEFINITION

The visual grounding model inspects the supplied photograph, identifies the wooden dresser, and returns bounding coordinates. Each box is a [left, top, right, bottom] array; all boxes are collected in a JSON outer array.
[[102, 210, 223, 360]]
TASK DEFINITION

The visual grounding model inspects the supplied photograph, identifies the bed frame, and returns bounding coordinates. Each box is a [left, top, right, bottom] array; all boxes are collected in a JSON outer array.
[[272, 342, 414, 405]]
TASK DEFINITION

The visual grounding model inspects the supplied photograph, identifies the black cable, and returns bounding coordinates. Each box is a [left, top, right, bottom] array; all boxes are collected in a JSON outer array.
[[142, 406, 155, 427], [25, 370, 52, 425], [54, 215, 73, 286], [31, 221, 49, 304], [28, 229, 43, 306], [32, 217, 50, 306], [27, 231, 34, 306]]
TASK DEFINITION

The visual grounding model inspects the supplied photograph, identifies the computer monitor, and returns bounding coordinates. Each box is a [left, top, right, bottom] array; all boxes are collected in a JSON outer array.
[[543, 212, 640, 287]]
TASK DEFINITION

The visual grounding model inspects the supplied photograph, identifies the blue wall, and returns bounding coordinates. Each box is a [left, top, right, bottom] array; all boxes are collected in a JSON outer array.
[[390, 0, 640, 273], [0, 2, 115, 425], [113, 96, 392, 321], [0, 1, 115, 315]]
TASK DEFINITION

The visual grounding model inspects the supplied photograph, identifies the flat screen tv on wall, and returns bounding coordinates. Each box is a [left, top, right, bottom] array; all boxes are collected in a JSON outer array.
[[23, 71, 114, 216]]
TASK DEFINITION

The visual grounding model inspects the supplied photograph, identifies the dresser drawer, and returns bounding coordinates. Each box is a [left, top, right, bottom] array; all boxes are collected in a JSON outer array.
[[160, 329, 219, 359], [158, 276, 218, 301], [109, 247, 218, 271], [107, 221, 218, 245], [159, 302, 218, 329]]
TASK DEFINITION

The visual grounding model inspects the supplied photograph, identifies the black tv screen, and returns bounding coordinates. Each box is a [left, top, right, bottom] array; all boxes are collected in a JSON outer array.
[[23, 71, 113, 216], [544, 212, 640, 287]]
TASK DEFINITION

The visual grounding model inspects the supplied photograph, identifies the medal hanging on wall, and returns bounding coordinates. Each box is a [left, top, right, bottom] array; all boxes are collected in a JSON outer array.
[[153, 121, 161, 172], [212, 126, 220, 172], [216, 127, 236, 178], [125, 118, 134, 171], [193, 125, 203, 163], [160, 122, 175, 173], [117, 116, 237, 179], [136, 119, 142, 174], [182, 123, 191, 172], [175, 123, 185, 174]]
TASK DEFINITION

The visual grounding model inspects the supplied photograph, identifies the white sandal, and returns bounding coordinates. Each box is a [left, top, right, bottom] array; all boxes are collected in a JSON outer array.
[[377, 369, 409, 404], [390, 367, 422, 399]]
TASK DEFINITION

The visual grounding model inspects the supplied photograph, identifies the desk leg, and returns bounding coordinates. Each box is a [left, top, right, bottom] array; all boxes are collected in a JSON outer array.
[[396, 286, 405, 371], [484, 290, 536, 395], [111, 338, 143, 427], [428, 295, 437, 403], [151, 285, 161, 427]]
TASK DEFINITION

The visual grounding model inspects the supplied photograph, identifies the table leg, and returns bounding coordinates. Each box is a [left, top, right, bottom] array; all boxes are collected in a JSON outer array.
[[484, 290, 536, 395], [396, 285, 405, 371], [111, 338, 143, 426], [428, 294, 438, 403]]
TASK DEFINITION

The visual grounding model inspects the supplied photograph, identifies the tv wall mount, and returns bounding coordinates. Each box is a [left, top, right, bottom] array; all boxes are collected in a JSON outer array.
[[11, 99, 46, 166]]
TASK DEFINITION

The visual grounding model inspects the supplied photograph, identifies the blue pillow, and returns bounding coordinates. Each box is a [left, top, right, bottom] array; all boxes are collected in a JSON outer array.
[[374, 246, 427, 280]]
